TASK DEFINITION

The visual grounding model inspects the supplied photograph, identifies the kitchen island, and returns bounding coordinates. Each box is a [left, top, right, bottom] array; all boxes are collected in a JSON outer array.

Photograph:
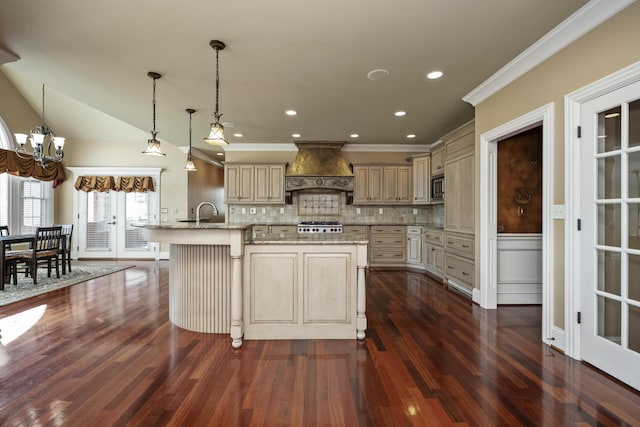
[[139, 224, 367, 348]]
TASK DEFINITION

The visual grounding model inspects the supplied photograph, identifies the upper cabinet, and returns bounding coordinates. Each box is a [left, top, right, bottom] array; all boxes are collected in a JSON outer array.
[[354, 165, 411, 205], [412, 154, 431, 205], [444, 121, 475, 234], [431, 145, 445, 176], [225, 164, 285, 204]]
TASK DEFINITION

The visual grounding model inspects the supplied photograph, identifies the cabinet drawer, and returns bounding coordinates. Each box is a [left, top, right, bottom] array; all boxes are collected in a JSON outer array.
[[252, 225, 269, 237], [445, 233, 474, 258], [423, 229, 444, 246], [371, 247, 406, 263], [370, 225, 406, 234], [270, 226, 297, 235], [343, 226, 368, 235], [444, 254, 474, 287], [370, 235, 406, 247], [407, 226, 423, 234]]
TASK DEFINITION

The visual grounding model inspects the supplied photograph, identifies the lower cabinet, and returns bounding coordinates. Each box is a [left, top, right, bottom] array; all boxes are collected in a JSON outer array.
[[369, 225, 407, 266], [443, 231, 474, 296], [423, 227, 444, 276], [243, 244, 367, 340], [407, 226, 423, 266]]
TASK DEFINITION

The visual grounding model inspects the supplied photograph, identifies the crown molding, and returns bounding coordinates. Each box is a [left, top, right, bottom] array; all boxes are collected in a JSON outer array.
[[463, 0, 635, 107], [0, 47, 19, 66], [222, 143, 297, 152], [222, 143, 433, 153], [178, 147, 224, 168]]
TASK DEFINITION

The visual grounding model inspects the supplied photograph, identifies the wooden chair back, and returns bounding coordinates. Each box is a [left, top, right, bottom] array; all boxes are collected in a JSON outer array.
[[0, 225, 8, 236], [34, 226, 63, 255]]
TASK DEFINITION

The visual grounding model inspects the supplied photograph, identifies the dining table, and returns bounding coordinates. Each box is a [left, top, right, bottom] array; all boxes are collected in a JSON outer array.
[[1, 234, 35, 290]]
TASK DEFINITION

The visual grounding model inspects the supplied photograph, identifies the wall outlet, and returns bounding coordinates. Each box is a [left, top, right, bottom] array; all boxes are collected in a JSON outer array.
[[173, 208, 179, 214], [160, 208, 168, 214], [378, 208, 383, 214], [551, 204, 565, 219], [262, 208, 266, 214], [280, 207, 285, 214], [356, 208, 361, 215], [249, 208, 256, 214], [413, 208, 418, 215], [241, 208, 246, 214]]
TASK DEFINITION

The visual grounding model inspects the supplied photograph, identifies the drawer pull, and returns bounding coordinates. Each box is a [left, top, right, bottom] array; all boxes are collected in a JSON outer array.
[[462, 244, 469, 248], [462, 272, 469, 276], [448, 265, 454, 269], [448, 241, 454, 245]]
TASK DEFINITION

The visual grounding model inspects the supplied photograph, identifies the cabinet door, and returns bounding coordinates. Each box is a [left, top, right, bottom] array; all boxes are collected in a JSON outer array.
[[431, 147, 445, 176], [225, 165, 254, 203], [458, 155, 474, 233], [354, 167, 370, 204], [413, 156, 430, 204], [268, 165, 285, 203], [383, 167, 398, 202], [407, 234, 422, 264], [368, 167, 384, 203], [424, 243, 444, 273], [444, 160, 460, 230], [254, 165, 270, 202], [397, 166, 412, 203]]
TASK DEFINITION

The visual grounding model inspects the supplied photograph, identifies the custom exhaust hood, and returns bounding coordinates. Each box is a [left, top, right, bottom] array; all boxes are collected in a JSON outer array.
[[285, 141, 354, 195]]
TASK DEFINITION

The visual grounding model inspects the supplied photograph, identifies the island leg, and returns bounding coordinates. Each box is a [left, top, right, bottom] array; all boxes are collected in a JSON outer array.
[[230, 253, 243, 348], [356, 244, 367, 340]]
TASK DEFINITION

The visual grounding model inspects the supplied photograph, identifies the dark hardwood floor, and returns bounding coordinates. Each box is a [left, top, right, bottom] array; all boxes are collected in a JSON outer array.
[[1, 262, 639, 426]]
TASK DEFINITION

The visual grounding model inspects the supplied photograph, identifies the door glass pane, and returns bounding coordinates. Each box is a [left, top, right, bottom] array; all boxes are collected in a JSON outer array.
[[630, 152, 640, 198], [597, 106, 622, 152], [630, 254, 640, 300], [597, 296, 621, 345], [86, 192, 111, 250], [629, 203, 640, 249], [597, 204, 621, 247], [597, 250, 621, 296], [629, 305, 640, 353], [630, 99, 640, 148], [597, 156, 621, 199], [125, 192, 149, 250]]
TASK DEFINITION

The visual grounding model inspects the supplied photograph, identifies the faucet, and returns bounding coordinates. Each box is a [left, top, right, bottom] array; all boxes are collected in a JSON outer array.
[[196, 202, 218, 224]]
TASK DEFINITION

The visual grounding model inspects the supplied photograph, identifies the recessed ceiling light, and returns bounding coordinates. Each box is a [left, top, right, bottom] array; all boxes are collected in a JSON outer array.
[[285, 110, 297, 116], [292, 133, 301, 138], [426, 70, 444, 79], [233, 133, 243, 137], [406, 134, 416, 139], [394, 111, 406, 117], [350, 133, 359, 138], [216, 152, 224, 156], [367, 69, 390, 81]]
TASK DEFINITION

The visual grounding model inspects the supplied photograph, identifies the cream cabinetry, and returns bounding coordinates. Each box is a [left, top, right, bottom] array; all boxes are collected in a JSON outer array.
[[354, 166, 383, 204], [407, 226, 423, 265], [354, 165, 412, 205], [369, 225, 406, 266], [444, 121, 474, 234], [343, 225, 368, 240], [383, 166, 412, 204], [225, 164, 285, 204], [412, 154, 431, 205], [423, 228, 444, 276], [431, 146, 445, 176], [444, 231, 474, 294]]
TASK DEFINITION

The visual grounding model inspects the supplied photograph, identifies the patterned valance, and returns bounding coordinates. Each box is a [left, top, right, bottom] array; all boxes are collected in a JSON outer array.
[[0, 148, 66, 188], [74, 176, 115, 192], [73, 175, 155, 193]]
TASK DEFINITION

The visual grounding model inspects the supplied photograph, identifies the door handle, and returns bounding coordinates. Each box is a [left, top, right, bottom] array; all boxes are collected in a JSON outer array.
[[107, 221, 116, 225]]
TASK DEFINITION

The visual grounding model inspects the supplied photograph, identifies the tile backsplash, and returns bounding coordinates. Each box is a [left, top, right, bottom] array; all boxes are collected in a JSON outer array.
[[227, 192, 444, 225]]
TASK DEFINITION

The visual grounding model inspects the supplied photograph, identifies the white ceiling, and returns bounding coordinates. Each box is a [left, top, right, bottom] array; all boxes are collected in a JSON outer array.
[[0, 0, 590, 159]]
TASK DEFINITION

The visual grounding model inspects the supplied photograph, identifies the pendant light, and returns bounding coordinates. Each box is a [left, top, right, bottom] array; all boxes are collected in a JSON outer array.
[[13, 84, 65, 168], [204, 40, 229, 145], [142, 71, 166, 156], [184, 108, 197, 171]]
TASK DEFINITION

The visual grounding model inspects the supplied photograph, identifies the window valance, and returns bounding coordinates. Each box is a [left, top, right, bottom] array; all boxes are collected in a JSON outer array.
[[0, 148, 66, 188], [74, 175, 155, 193]]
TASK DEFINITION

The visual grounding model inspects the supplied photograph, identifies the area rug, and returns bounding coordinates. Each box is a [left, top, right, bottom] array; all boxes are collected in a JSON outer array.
[[0, 264, 133, 307]]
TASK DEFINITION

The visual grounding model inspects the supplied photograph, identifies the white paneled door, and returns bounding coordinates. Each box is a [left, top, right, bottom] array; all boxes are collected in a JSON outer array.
[[77, 191, 157, 259], [580, 79, 640, 390]]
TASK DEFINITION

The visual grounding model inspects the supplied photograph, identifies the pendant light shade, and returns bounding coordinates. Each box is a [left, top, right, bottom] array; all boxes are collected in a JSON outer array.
[[142, 71, 166, 156], [204, 40, 229, 145], [184, 108, 197, 171]]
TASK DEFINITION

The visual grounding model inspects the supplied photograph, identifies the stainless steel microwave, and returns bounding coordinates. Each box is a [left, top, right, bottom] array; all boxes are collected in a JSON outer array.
[[431, 174, 444, 201]]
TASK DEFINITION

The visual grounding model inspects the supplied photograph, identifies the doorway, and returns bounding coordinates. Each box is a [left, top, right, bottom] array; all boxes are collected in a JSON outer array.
[[479, 103, 555, 346]]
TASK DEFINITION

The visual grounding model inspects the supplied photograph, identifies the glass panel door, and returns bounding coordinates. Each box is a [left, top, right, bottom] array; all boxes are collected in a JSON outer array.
[[581, 80, 640, 390]]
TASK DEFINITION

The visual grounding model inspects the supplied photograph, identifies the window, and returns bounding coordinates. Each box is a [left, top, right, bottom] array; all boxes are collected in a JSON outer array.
[[0, 116, 54, 233]]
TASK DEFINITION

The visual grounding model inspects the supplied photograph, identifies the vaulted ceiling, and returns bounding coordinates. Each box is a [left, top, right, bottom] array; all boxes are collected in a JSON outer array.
[[0, 0, 589, 159]]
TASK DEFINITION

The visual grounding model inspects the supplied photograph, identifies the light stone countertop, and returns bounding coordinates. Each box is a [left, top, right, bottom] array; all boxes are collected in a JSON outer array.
[[136, 223, 247, 230], [246, 233, 368, 245]]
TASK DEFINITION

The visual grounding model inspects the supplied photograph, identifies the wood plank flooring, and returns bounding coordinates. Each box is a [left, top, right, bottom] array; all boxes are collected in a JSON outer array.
[[0, 262, 639, 426]]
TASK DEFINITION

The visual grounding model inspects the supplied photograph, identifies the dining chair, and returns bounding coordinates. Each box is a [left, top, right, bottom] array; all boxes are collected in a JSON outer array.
[[6, 226, 63, 285], [1, 225, 10, 284], [53, 224, 73, 274], [0, 226, 8, 236]]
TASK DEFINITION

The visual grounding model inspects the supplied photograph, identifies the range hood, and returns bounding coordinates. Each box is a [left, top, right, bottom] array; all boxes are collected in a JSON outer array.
[[285, 141, 354, 194]]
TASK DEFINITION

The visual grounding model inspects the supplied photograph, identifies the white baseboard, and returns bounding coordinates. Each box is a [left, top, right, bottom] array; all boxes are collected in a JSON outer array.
[[472, 287, 481, 304], [159, 251, 170, 260], [548, 325, 566, 352]]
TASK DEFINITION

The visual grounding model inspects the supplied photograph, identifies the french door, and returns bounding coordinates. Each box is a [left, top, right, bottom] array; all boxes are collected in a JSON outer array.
[[77, 190, 157, 259], [580, 79, 640, 390]]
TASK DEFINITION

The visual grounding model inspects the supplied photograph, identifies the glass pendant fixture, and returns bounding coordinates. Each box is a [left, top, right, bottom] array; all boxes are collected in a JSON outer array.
[[142, 71, 166, 156], [14, 84, 65, 168], [184, 108, 197, 171], [204, 40, 229, 145]]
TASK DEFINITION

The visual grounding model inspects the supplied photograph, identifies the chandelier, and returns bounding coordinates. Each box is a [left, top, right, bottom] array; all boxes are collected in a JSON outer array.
[[13, 84, 65, 168], [142, 71, 166, 156], [184, 108, 197, 171], [204, 40, 229, 145]]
